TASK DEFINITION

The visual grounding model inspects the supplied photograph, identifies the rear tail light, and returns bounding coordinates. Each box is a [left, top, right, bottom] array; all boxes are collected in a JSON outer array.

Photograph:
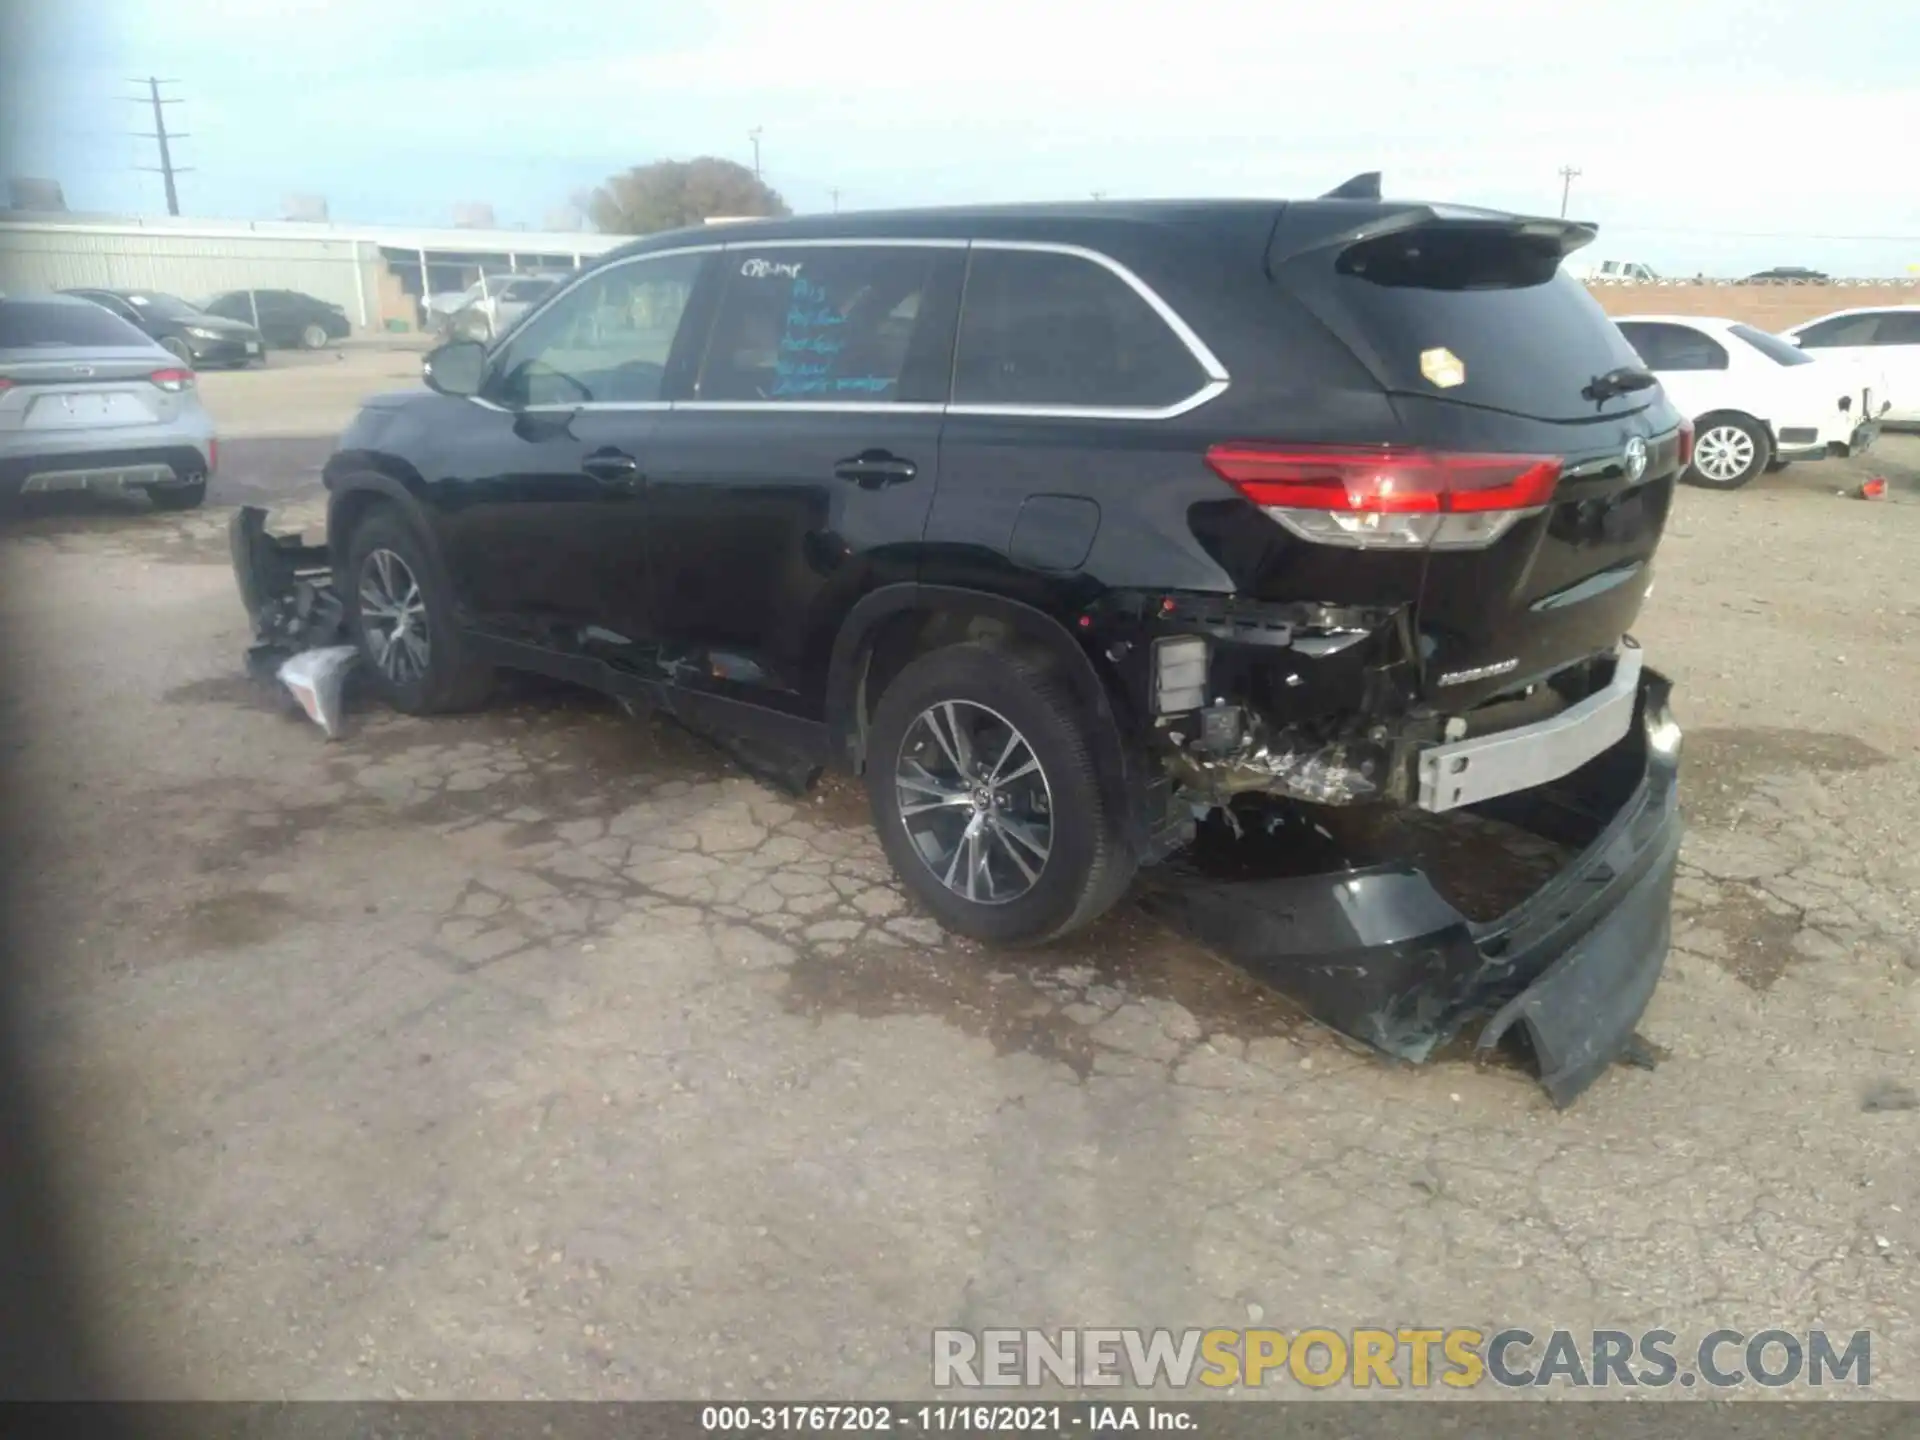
[[0, 377, 12, 392], [1676, 417, 1694, 471], [150, 367, 195, 392], [1204, 444, 1562, 551]]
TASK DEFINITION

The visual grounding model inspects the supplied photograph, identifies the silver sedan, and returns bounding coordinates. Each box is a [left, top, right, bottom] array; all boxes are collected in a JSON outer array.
[[1, 292, 217, 510]]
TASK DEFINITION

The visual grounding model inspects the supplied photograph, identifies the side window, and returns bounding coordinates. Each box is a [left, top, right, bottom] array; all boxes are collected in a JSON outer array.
[[695, 246, 946, 403], [1622, 322, 1726, 372], [1870, 312, 1920, 345], [1795, 314, 1880, 348], [953, 248, 1209, 410], [490, 253, 704, 407]]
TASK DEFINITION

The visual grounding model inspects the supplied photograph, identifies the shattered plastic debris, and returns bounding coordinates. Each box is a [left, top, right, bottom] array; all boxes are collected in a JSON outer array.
[[1858, 477, 1888, 500], [278, 645, 358, 740]]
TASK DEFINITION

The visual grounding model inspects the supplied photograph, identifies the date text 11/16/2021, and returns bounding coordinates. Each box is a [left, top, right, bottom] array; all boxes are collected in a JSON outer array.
[[700, 1403, 1198, 1432]]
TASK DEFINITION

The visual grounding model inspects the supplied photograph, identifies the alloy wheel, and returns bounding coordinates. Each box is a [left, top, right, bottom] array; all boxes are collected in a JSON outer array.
[[894, 700, 1053, 905], [358, 547, 430, 685], [1694, 424, 1756, 482]]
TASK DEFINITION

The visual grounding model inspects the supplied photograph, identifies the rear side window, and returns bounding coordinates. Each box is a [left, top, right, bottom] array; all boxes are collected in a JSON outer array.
[[1872, 312, 1920, 345], [1729, 323, 1812, 366], [1306, 225, 1647, 422], [1616, 321, 1730, 372], [1795, 314, 1880, 348], [696, 246, 951, 404], [0, 300, 153, 349], [952, 248, 1208, 410]]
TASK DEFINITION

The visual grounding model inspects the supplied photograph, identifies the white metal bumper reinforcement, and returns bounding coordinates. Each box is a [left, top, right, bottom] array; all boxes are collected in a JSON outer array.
[[1417, 642, 1644, 813]]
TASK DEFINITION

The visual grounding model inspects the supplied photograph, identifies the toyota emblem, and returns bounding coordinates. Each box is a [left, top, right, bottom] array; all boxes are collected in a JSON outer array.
[[1623, 435, 1648, 484]]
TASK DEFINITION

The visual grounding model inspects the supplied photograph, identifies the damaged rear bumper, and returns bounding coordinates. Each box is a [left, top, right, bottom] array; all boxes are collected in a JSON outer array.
[[1140, 670, 1683, 1106]]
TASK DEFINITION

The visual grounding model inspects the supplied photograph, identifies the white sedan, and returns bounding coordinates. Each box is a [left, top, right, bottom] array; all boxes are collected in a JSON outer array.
[[1614, 314, 1887, 489], [1779, 305, 1920, 424]]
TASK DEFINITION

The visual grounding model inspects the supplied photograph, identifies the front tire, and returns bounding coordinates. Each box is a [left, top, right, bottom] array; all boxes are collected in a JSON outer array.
[[300, 322, 329, 350], [865, 643, 1135, 946], [342, 505, 493, 714], [1687, 413, 1772, 489]]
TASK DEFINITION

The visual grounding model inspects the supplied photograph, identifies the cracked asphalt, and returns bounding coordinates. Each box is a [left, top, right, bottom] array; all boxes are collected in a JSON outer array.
[[1, 410, 1915, 1399]]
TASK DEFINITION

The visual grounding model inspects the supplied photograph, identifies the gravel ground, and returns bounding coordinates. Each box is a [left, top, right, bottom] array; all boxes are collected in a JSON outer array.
[[1, 400, 1915, 1400]]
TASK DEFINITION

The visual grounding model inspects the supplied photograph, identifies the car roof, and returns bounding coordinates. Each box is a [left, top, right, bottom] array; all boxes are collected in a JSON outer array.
[[1615, 314, 1746, 333], [1784, 303, 1920, 326], [9, 291, 113, 308], [598, 195, 1579, 262]]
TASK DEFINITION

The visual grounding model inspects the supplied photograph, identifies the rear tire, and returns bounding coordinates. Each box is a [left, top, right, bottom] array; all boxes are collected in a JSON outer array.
[[341, 504, 494, 714], [865, 642, 1135, 946], [146, 479, 206, 511], [1686, 413, 1771, 489]]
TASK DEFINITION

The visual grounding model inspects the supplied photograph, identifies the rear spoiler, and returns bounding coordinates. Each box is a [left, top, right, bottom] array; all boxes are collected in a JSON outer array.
[[1273, 184, 1599, 269]]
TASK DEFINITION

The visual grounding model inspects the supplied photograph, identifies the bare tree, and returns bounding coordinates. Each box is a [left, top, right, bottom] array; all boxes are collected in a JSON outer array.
[[587, 157, 790, 235]]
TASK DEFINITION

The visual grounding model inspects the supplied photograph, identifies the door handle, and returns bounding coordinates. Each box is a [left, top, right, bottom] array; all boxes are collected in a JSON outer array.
[[833, 450, 918, 489], [583, 449, 643, 490]]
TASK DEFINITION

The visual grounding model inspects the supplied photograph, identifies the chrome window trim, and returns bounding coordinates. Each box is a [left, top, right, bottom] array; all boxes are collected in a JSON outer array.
[[675, 402, 947, 415], [718, 237, 970, 252], [461, 234, 1232, 419]]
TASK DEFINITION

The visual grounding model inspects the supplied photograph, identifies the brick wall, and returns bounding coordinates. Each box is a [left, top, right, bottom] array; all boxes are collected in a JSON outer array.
[[1584, 282, 1918, 329]]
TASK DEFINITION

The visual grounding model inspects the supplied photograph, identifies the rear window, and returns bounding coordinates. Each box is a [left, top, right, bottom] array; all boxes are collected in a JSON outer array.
[[1730, 324, 1812, 366], [1312, 225, 1646, 421], [0, 299, 153, 349]]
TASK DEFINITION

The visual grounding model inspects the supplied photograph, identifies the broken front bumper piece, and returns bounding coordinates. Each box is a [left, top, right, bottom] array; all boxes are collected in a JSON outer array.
[[1141, 671, 1683, 1107], [230, 505, 357, 737]]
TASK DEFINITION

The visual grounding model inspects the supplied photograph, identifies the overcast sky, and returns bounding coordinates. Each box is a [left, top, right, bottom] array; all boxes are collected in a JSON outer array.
[[4, 0, 1916, 275]]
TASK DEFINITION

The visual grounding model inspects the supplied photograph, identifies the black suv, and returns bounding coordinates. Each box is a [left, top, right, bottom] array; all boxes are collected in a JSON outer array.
[[243, 186, 1689, 1092]]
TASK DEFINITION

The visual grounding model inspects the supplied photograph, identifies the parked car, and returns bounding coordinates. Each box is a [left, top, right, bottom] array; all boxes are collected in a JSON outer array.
[[1, 293, 216, 510], [202, 289, 350, 350], [1614, 315, 1885, 488], [233, 188, 1691, 1101], [1569, 259, 1661, 282], [448, 274, 563, 342], [425, 272, 569, 333], [59, 287, 264, 369], [1739, 267, 1829, 284], [1779, 305, 1920, 423]]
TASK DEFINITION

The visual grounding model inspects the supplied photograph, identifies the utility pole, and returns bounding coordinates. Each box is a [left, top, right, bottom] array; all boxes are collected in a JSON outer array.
[[129, 77, 190, 216], [828, 187, 840, 213], [1557, 164, 1582, 219], [748, 127, 763, 180]]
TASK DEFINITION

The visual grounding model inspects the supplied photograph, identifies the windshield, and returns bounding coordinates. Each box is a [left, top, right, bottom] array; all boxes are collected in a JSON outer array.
[[122, 291, 204, 321], [1732, 323, 1814, 366]]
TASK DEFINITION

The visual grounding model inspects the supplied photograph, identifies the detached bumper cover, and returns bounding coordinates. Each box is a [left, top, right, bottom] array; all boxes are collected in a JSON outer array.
[[229, 504, 345, 677], [1141, 670, 1683, 1106]]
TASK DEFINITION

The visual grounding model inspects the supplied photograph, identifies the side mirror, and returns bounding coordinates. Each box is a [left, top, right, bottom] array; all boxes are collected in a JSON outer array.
[[422, 340, 487, 398]]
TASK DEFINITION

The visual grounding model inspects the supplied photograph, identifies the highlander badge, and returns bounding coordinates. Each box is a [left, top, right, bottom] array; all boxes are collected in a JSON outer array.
[[1437, 657, 1520, 687]]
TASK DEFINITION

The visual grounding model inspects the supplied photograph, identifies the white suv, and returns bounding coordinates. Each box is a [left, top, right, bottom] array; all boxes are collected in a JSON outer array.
[[1780, 305, 1920, 423]]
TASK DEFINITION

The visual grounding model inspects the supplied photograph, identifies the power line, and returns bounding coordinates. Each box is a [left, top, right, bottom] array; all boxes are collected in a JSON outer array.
[[1557, 164, 1582, 219], [127, 77, 191, 217]]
